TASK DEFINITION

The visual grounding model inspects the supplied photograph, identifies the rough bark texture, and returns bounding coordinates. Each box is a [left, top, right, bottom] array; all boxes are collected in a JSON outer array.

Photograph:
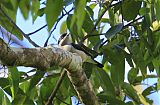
[[0, 39, 99, 105]]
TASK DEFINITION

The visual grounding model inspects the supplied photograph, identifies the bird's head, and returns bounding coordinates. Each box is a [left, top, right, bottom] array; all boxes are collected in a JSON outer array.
[[58, 33, 71, 46]]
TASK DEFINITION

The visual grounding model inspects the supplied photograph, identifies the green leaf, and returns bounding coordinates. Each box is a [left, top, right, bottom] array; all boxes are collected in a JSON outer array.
[[126, 42, 147, 76], [121, 82, 141, 104], [0, 78, 10, 89], [71, 0, 87, 34], [19, 81, 30, 93], [12, 93, 35, 105], [96, 69, 116, 97], [125, 53, 134, 67], [105, 23, 123, 39], [142, 83, 157, 97], [82, 11, 94, 33], [20, 81, 38, 100], [31, 0, 40, 22], [97, 93, 127, 105], [111, 58, 125, 87], [82, 12, 99, 45], [128, 68, 138, 84], [67, 14, 79, 42], [19, 0, 30, 19], [28, 71, 44, 91], [40, 76, 59, 101], [60, 21, 67, 34], [8, 67, 20, 99], [103, 46, 125, 87], [108, 8, 115, 26], [86, 6, 94, 19], [37, 7, 45, 17], [155, 0, 160, 20], [0, 0, 14, 10], [122, 0, 141, 21], [0, 6, 23, 40], [139, 7, 150, 16], [46, 0, 63, 31], [0, 89, 11, 105]]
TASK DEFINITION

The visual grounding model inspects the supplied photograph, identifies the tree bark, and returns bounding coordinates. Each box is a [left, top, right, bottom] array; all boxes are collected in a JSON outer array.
[[0, 39, 99, 105]]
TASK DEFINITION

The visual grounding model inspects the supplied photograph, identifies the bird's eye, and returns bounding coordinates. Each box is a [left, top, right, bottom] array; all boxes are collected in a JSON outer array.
[[61, 33, 67, 39]]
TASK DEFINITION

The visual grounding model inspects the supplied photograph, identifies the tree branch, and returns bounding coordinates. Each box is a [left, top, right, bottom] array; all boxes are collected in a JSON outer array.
[[123, 16, 144, 29], [0, 39, 99, 105]]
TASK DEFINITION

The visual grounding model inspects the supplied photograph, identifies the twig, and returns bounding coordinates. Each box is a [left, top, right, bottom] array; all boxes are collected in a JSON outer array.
[[45, 69, 67, 105], [27, 24, 47, 36], [0, 6, 40, 47], [80, 0, 114, 43], [44, 7, 74, 47], [100, 39, 109, 48], [44, 20, 59, 47], [90, 0, 114, 33], [81, 33, 106, 40], [81, 16, 144, 43], [123, 16, 144, 29]]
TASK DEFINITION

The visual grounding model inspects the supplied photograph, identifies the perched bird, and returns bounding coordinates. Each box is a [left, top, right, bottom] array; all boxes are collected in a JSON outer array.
[[58, 33, 103, 68]]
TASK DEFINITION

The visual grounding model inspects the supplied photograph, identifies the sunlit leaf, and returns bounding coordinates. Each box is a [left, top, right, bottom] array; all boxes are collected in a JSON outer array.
[[60, 21, 67, 34], [0, 89, 11, 105], [8, 67, 20, 99]]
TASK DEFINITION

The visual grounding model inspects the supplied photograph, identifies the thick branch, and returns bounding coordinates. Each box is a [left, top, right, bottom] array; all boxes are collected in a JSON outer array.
[[0, 39, 99, 105]]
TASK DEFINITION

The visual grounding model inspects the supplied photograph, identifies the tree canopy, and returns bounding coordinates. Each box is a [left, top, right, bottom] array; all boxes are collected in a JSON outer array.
[[0, 0, 160, 105]]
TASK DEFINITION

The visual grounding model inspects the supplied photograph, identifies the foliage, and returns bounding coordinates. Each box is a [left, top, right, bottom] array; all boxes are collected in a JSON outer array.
[[0, 0, 160, 104]]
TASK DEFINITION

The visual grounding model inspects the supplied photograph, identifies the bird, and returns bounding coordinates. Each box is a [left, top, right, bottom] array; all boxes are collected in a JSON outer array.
[[58, 33, 103, 68]]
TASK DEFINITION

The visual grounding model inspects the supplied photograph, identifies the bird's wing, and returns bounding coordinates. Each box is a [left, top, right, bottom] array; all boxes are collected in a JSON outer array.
[[71, 43, 103, 68], [71, 43, 100, 58]]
